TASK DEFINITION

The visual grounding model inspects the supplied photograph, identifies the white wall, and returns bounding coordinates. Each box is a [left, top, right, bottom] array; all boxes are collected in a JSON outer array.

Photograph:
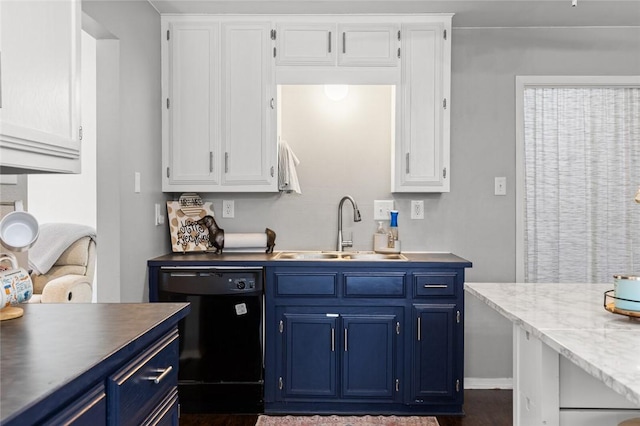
[[27, 31, 97, 228]]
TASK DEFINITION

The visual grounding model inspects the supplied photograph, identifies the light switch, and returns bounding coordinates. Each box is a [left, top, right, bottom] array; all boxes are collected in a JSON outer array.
[[495, 177, 507, 196], [134, 172, 141, 193], [373, 200, 394, 220]]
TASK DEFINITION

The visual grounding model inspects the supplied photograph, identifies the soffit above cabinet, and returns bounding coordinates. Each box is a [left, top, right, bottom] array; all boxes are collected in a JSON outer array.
[[147, 0, 640, 28]]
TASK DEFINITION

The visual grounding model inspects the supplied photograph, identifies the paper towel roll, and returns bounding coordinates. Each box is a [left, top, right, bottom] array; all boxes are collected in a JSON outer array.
[[224, 233, 268, 249]]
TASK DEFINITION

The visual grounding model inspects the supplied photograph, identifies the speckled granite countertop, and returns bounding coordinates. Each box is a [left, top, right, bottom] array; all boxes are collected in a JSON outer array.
[[0, 302, 190, 425], [465, 282, 640, 406]]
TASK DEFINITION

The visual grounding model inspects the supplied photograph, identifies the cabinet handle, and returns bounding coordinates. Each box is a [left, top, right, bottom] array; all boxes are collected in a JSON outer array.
[[342, 32, 346, 54], [328, 31, 332, 53], [271, 166, 275, 177], [405, 153, 410, 174], [396, 321, 400, 335], [225, 152, 229, 173], [395, 379, 400, 392], [149, 366, 173, 384], [417, 317, 421, 341], [424, 284, 448, 288], [331, 328, 335, 352], [270, 98, 275, 109], [278, 377, 283, 390], [209, 152, 213, 173], [344, 328, 348, 352]]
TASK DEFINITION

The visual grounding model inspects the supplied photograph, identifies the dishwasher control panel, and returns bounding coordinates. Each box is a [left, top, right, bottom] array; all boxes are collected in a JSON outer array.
[[159, 267, 263, 295]]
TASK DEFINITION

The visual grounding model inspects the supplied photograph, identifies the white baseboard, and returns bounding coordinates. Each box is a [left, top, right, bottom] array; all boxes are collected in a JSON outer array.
[[464, 377, 513, 390]]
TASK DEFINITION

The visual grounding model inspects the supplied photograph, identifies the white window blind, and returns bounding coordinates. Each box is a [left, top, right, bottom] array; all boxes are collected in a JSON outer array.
[[523, 87, 640, 283]]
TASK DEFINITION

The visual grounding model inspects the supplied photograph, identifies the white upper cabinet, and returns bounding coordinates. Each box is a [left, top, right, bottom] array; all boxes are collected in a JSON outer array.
[[0, 0, 81, 174], [162, 17, 277, 192], [394, 20, 451, 193], [275, 24, 336, 66], [276, 22, 399, 67], [163, 14, 452, 194], [221, 22, 276, 189], [337, 24, 399, 67], [164, 21, 220, 187]]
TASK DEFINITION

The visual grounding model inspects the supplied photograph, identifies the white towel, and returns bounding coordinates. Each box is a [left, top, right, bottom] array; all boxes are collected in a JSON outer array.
[[28, 223, 97, 275], [278, 139, 302, 194]]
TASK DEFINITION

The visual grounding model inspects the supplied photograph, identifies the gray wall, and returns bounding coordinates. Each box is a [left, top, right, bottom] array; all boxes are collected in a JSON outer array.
[[454, 26, 640, 379], [82, 1, 169, 303]]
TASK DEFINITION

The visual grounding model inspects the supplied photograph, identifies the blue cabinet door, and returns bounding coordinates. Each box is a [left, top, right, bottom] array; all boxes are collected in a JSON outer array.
[[281, 313, 338, 399], [341, 314, 400, 401], [412, 304, 458, 402]]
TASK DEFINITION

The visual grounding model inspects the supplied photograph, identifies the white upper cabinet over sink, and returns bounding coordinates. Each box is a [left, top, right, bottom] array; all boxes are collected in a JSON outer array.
[[0, 0, 82, 174], [337, 24, 399, 67], [162, 14, 452, 193], [275, 22, 399, 67]]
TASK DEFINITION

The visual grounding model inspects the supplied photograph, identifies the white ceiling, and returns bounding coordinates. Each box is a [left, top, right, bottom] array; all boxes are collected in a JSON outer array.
[[145, 0, 640, 27]]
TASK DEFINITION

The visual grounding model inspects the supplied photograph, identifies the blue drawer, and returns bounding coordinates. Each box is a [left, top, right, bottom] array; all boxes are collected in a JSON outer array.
[[344, 273, 405, 297], [108, 330, 179, 426], [275, 273, 338, 296], [413, 272, 457, 297]]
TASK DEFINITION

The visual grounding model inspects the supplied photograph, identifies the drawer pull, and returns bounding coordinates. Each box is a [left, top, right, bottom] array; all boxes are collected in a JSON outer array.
[[423, 284, 448, 288], [149, 366, 173, 384]]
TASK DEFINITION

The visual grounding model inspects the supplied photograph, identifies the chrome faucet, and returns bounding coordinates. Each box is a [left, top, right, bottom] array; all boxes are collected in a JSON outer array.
[[337, 195, 362, 251]]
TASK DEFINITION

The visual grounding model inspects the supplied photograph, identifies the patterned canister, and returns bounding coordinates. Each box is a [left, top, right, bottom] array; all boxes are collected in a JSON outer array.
[[0, 253, 33, 307], [613, 274, 640, 312]]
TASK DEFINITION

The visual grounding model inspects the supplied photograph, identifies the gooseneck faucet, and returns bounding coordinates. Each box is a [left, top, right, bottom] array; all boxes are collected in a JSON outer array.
[[337, 195, 362, 251]]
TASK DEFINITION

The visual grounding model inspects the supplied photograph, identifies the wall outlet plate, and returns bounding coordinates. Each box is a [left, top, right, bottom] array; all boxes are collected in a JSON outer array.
[[373, 200, 394, 220], [411, 200, 424, 219], [222, 200, 235, 218]]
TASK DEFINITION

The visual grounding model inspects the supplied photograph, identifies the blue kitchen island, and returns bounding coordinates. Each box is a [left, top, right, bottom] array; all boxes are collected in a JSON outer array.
[[0, 302, 190, 425]]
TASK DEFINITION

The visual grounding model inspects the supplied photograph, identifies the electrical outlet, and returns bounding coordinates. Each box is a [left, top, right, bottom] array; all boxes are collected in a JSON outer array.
[[411, 200, 424, 219], [222, 200, 235, 218], [373, 200, 395, 220], [495, 177, 507, 196]]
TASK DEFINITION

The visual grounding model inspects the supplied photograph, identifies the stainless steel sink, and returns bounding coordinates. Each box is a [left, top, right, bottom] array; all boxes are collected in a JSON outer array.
[[276, 252, 341, 260], [275, 251, 407, 261]]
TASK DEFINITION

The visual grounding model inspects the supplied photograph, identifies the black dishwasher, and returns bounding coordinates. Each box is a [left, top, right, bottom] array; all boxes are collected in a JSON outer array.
[[158, 266, 264, 413]]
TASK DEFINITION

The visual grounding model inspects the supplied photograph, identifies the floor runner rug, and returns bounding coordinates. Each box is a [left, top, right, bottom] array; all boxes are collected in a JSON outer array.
[[255, 415, 439, 426]]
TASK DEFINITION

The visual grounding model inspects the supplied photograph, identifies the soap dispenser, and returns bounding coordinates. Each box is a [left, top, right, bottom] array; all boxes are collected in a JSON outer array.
[[387, 210, 401, 253], [373, 221, 387, 252]]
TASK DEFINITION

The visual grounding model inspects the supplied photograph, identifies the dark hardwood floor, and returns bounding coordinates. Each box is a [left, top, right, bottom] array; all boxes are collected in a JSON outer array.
[[178, 389, 512, 426]]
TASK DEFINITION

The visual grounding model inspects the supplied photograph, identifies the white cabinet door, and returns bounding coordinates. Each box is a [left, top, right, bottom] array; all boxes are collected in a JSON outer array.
[[221, 22, 276, 191], [0, 0, 81, 174], [338, 24, 399, 67], [163, 21, 220, 190], [162, 19, 277, 193], [275, 23, 399, 68], [276, 23, 336, 66], [394, 22, 450, 193]]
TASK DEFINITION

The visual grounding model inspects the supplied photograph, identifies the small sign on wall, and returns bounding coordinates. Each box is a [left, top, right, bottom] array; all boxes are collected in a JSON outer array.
[[166, 200, 216, 253]]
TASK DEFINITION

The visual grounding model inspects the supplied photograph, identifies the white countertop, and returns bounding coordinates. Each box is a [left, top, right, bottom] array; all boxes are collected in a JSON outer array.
[[465, 282, 640, 406]]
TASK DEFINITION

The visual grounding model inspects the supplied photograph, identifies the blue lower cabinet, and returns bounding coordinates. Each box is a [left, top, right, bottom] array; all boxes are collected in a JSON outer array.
[[276, 309, 403, 404], [280, 313, 338, 399], [265, 265, 468, 415], [412, 304, 461, 404], [341, 314, 400, 401]]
